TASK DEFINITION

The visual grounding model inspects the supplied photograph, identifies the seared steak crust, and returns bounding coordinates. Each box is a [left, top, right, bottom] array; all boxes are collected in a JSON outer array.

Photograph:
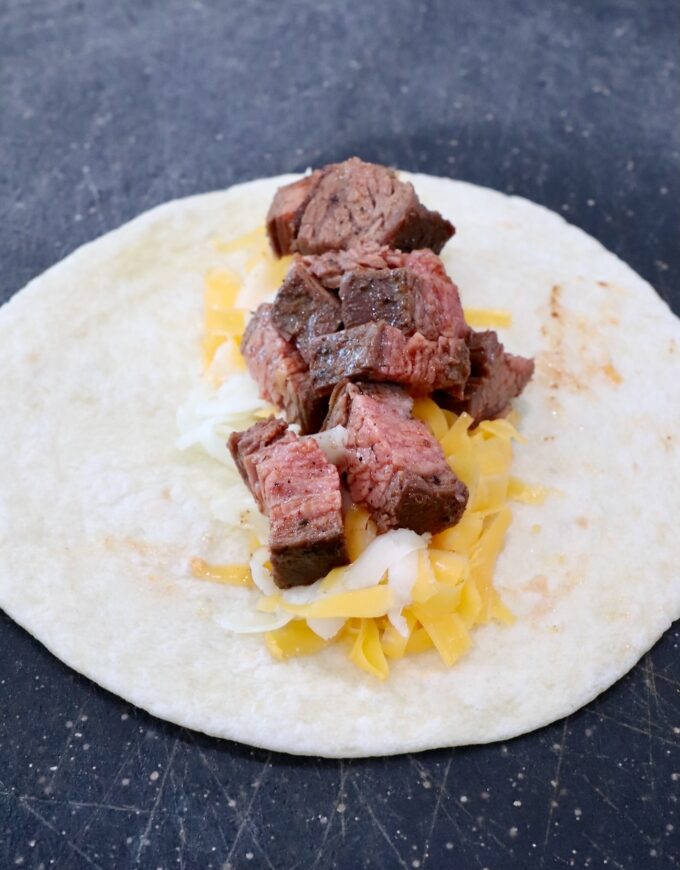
[[309, 322, 470, 396], [266, 171, 323, 258], [271, 261, 342, 363], [438, 330, 534, 422], [338, 249, 467, 341]]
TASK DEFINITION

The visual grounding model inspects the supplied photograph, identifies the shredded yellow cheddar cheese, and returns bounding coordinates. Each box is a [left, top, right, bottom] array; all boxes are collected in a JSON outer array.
[[190, 226, 543, 679], [463, 307, 512, 328], [202, 226, 291, 368], [190, 558, 253, 588]]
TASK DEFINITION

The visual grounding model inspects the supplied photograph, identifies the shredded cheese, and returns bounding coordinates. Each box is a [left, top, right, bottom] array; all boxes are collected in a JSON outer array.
[[265, 621, 328, 660], [203, 227, 291, 370], [349, 618, 390, 680], [183, 225, 544, 679], [191, 558, 253, 588], [463, 307, 512, 328]]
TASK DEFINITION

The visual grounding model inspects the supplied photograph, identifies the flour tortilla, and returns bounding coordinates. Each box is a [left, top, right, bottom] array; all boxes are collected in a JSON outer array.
[[1, 173, 678, 758]]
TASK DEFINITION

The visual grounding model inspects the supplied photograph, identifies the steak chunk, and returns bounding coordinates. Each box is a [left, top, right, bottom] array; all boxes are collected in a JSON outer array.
[[402, 249, 468, 339], [228, 416, 293, 510], [266, 170, 323, 258], [266, 158, 454, 256], [339, 268, 422, 336], [229, 419, 348, 588], [438, 330, 534, 422], [271, 261, 342, 363], [325, 382, 468, 534], [339, 250, 466, 341], [302, 242, 403, 289], [308, 322, 470, 396], [241, 304, 327, 434]]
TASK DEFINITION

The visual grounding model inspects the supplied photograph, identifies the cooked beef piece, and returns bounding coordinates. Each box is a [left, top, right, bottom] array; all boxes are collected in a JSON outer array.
[[266, 170, 323, 258], [229, 419, 348, 588], [402, 249, 468, 339], [266, 158, 454, 256], [324, 382, 468, 535], [308, 322, 470, 396], [228, 417, 294, 510], [437, 330, 534, 422], [338, 250, 467, 341], [339, 268, 417, 335], [270, 261, 342, 363], [241, 304, 327, 434], [302, 242, 403, 289]]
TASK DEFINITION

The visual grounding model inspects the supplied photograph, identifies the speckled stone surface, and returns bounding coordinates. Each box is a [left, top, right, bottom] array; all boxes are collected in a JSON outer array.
[[1, 1, 679, 868]]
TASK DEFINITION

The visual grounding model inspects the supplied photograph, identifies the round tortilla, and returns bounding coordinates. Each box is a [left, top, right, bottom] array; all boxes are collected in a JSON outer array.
[[1, 173, 678, 758]]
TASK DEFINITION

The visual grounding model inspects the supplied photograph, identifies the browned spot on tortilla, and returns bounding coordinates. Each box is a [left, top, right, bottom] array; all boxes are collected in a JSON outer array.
[[661, 433, 674, 452], [669, 338, 678, 355], [550, 285, 561, 319], [103, 535, 185, 575], [522, 561, 583, 621], [538, 284, 626, 395], [543, 435, 555, 441], [597, 280, 609, 288], [576, 516, 589, 528], [26, 351, 39, 364], [537, 285, 586, 395], [526, 574, 549, 595], [162, 487, 172, 500], [603, 362, 622, 384]]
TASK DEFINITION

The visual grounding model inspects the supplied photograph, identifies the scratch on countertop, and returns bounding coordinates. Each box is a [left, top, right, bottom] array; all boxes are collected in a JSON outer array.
[[540, 718, 569, 867], [133, 737, 179, 866]]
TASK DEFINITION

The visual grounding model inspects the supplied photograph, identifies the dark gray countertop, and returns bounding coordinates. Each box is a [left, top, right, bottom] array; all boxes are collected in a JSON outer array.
[[1, 1, 679, 867]]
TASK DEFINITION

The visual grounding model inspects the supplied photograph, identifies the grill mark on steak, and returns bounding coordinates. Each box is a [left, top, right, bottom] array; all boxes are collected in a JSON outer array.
[[266, 158, 454, 257], [229, 418, 348, 588], [437, 330, 535, 422], [308, 321, 470, 396], [240, 303, 328, 434], [270, 261, 342, 363], [324, 382, 468, 535]]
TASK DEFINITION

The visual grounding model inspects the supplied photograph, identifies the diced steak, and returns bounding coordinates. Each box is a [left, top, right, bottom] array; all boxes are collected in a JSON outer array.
[[270, 261, 342, 363], [229, 420, 348, 588], [338, 250, 466, 341], [266, 170, 323, 258], [324, 382, 468, 535], [266, 158, 454, 256], [228, 416, 293, 510], [240, 304, 327, 434], [308, 322, 470, 396], [437, 330, 535, 422], [402, 249, 468, 339], [301, 242, 403, 289], [339, 268, 421, 336]]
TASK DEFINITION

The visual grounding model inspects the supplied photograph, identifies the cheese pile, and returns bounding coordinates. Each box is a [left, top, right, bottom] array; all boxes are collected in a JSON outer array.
[[181, 225, 544, 679]]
